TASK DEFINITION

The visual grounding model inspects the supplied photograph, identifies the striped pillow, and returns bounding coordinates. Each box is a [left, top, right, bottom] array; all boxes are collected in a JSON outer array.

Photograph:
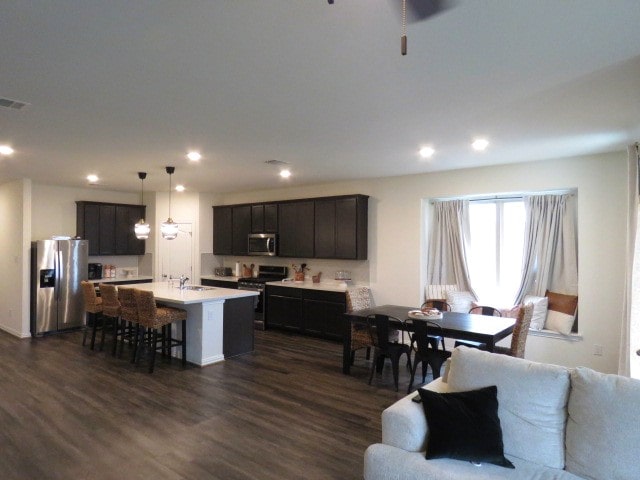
[[426, 284, 458, 301]]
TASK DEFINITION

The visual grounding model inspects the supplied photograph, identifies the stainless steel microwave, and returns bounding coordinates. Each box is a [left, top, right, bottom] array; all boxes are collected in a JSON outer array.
[[248, 233, 277, 256]]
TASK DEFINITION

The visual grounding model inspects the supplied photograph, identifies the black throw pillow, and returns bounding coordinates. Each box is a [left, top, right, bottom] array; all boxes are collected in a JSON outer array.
[[418, 385, 514, 469]]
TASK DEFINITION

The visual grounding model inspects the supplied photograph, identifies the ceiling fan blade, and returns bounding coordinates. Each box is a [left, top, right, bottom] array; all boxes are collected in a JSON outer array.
[[402, 0, 457, 23]]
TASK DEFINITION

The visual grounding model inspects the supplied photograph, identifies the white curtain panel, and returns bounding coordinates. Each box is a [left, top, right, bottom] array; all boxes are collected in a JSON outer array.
[[621, 144, 639, 377], [427, 200, 477, 298], [514, 194, 578, 303]]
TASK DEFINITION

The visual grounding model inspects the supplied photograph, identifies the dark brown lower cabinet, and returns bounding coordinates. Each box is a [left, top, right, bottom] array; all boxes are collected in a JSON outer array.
[[265, 285, 346, 340], [266, 292, 303, 332], [200, 278, 238, 289], [222, 296, 255, 358]]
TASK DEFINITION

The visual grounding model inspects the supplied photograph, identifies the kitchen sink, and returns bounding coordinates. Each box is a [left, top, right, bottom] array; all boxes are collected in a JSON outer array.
[[182, 285, 215, 291]]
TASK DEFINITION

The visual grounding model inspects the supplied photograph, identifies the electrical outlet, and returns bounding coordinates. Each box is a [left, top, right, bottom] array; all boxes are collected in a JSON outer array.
[[8, 309, 12, 319], [593, 344, 603, 356]]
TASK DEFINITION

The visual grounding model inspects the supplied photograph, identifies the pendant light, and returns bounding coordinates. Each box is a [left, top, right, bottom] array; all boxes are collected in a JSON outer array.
[[160, 166, 179, 240], [134, 172, 151, 239]]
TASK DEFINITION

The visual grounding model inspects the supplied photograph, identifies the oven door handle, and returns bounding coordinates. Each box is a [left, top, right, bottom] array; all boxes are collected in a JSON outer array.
[[238, 286, 263, 292]]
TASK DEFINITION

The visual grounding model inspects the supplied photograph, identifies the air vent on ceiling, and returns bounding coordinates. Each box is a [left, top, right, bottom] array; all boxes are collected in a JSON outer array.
[[0, 97, 29, 110], [264, 159, 289, 166]]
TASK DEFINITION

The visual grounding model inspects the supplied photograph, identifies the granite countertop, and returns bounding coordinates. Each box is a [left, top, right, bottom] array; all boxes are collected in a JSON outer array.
[[200, 275, 240, 282], [115, 282, 258, 304], [265, 279, 364, 293], [88, 275, 154, 284]]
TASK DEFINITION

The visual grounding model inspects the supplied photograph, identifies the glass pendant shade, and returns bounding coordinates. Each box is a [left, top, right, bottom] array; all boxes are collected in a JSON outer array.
[[161, 218, 179, 239], [134, 220, 151, 239], [162, 166, 178, 240], [135, 172, 151, 240]]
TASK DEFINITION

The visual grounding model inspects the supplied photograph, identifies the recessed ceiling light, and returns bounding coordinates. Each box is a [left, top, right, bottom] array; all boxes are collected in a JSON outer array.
[[86, 174, 99, 184], [419, 146, 435, 159], [0, 145, 15, 156], [186, 151, 201, 162], [175, 184, 186, 192], [472, 138, 489, 151], [279, 169, 292, 179]]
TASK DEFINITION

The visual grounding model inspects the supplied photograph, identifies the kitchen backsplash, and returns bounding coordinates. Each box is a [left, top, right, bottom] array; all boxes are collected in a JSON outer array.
[[88, 253, 153, 278], [202, 252, 370, 284]]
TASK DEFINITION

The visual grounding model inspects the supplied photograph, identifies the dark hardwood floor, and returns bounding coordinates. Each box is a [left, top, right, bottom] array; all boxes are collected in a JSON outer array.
[[0, 328, 424, 480]]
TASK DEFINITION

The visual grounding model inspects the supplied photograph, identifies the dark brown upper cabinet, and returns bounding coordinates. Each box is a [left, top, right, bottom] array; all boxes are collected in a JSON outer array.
[[212, 194, 368, 260], [251, 203, 278, 233], [213, 206, 233, 255], [213, 205, 253, 256], [278, 201, 315, 258], [314, 195, 368, 260], [231, 205, 252, 255], [76, 201, 145, 256]]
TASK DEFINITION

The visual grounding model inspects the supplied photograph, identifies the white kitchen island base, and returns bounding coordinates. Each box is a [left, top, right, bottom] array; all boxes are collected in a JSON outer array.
[[120, 283, 258, 367], [182, 300, 225, 366]]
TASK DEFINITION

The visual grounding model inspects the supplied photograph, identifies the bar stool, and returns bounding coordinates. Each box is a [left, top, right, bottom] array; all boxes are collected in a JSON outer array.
[[133, 289, 187, 373], [80, 281, 103, 350], [116, 286, 138, 359], [98, 283, 121, 353]]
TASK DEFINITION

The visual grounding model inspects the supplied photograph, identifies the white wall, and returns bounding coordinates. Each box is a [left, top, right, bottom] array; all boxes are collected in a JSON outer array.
[[205, 152, 628, 373], [0, 179, 31, 337], [31, 183, 140, 240]]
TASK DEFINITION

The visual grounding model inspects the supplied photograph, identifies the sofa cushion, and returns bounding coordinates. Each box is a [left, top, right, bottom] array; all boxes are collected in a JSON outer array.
[[446, 347, 570, 469], [565, 367, 640, 480], [419, 386, 514, 468], [381, 378, 450, 452], [364, 443, 584, 480]]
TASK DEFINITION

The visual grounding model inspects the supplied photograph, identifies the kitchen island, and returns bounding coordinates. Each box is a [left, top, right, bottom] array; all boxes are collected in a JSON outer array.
[[119, 282, 258, 366]]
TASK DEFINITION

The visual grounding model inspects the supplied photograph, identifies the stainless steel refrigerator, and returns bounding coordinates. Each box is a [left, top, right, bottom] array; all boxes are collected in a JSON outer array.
[[30, 239, 89, 336]]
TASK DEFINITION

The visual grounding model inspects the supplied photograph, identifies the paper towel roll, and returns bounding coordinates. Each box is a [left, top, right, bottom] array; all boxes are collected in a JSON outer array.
[[235, 261, 241, 277]]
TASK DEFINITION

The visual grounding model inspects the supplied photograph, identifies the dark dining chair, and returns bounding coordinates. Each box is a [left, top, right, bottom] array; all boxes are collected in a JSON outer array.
[[407, 319, 452, 393], [347, 287, 400, 365], [454, 305, 502, 350], [418, 300, 450, 350], [367, 314, 412, 392]]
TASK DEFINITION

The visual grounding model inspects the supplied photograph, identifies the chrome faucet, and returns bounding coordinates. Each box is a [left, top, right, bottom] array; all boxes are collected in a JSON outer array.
[[179, 275, 189, 289]]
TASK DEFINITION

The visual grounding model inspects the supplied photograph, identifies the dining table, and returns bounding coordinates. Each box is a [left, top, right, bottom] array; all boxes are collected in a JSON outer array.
[[342, 304, 516, 375]]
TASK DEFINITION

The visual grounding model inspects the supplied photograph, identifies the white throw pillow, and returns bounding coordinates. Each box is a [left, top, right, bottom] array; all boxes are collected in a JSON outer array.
[[445, 290, 475, 313], [447, 346, 570, 469], [523, 295, 548, 330], [544, 310, 574, 335], [566, 367, 640, 480]]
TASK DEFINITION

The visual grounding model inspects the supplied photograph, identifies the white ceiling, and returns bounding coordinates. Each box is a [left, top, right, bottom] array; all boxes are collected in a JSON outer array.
[[1, 0, 640, 194]]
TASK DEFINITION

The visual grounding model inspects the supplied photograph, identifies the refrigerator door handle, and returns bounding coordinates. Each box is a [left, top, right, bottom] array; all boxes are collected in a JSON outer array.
[[56, 250, 62, 301]]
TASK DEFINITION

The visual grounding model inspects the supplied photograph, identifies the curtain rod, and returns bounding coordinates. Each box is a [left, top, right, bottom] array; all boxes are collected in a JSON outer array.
[[429, 189, 576, 204]]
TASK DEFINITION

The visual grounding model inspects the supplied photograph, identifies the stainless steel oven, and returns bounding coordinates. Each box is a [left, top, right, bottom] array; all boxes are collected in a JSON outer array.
[[237, 265, 288, 329]]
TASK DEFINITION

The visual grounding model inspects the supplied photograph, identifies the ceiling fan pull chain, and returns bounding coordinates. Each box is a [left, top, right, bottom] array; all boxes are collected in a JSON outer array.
[[401, 0, 407, 55]]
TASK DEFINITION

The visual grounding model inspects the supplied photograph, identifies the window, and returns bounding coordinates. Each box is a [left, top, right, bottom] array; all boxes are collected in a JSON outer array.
[[468, 199, 525, 306]]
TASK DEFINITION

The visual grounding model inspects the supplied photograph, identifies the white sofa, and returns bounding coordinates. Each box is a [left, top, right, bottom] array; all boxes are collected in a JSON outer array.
[[364, 346, 640, 480]]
